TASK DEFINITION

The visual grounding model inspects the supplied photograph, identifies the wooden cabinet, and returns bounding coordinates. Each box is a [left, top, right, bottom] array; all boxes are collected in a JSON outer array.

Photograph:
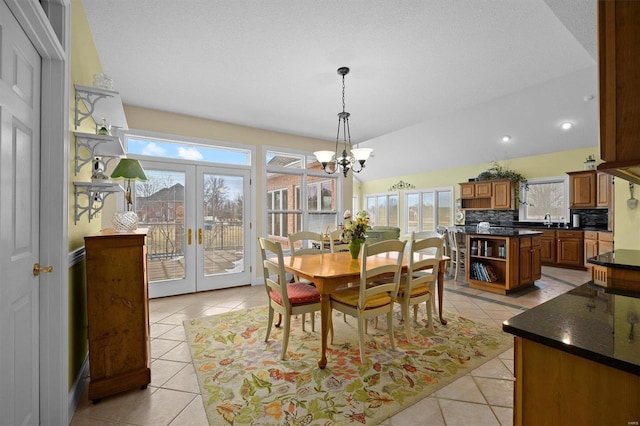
[[513, 337, 640, 425], [557, 230, 584, 268], [85, 229, 150, 402], [539, 230, 557, 264], [585, 231, 614, 267], [459, 180, 512, 210], [492, 180, 512, 209], [466, 233, 540, 294], [597, 0, 640, 185], [567, 170, 611, 208]]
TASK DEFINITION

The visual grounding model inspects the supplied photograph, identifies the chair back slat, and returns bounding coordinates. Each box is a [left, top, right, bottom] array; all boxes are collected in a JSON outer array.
[[359, 239, 406, 305]]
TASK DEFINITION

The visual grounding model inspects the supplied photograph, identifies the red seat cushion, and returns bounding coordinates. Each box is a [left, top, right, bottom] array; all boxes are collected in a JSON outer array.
[[269, 282, 320, 306]]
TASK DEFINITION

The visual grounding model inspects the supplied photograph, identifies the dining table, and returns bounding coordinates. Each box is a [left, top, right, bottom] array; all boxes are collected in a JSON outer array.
[[281, 250, 450, 369]]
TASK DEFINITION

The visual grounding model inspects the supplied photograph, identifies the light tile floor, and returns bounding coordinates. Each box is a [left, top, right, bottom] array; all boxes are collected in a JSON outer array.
[[71, 266, 590, 426]]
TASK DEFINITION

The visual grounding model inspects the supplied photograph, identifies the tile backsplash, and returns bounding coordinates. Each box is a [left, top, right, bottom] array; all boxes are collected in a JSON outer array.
[[464, 209, 608, 229]]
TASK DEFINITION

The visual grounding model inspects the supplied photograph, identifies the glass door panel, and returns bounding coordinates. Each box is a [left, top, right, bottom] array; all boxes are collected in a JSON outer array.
[[196, 166, 251, 291], [137, 160, 196, 298]]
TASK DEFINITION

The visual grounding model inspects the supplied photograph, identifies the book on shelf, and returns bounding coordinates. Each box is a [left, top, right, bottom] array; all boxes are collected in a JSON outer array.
[[471, 262, 498, 282]]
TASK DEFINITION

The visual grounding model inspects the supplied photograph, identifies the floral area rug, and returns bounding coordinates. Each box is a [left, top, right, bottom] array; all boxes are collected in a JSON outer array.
[[183, 305, 512, 425]]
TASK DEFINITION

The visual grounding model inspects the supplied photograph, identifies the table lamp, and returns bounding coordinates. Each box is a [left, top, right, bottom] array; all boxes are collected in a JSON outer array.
[[110, 158, 148, 231]]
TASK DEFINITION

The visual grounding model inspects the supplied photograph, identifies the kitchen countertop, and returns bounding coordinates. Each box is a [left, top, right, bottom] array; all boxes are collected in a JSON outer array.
[[503, 282, 640, 376], [454, 226, 542, 237], [588, 249, 640, 272]]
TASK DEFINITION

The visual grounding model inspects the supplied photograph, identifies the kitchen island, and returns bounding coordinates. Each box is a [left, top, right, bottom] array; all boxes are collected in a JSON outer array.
[[459, 228, 542, 294], [503, 282, 640, 425]]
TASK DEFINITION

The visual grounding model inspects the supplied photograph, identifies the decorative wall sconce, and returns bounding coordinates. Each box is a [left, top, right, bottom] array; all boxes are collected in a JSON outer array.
[[388, 180, 415, 191]]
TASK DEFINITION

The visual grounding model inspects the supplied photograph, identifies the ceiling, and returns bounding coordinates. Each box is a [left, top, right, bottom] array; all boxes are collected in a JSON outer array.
[[82, 0, 599, 182]]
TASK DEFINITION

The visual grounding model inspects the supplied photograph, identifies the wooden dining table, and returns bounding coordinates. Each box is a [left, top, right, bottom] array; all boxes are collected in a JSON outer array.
[[281, 250, 450, 369]]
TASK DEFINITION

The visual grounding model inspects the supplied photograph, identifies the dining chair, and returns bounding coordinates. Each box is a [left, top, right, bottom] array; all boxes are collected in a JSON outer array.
[[324, 224, 345, 253], [395, 234, 443, 339], [436, 225, 451, 271], [329, 239, 406, 363], [447, 227, 466, 281], [288, 230, 326, 255], [258, 238, 323, 360]]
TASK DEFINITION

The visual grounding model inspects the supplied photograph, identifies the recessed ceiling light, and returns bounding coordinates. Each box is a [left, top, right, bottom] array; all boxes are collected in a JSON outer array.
[[561, 122, 573, 130], [501, 135, 512, 143]]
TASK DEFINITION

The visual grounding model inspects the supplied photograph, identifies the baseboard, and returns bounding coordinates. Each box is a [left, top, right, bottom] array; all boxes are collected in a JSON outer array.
[[68, 355, 89, 421]]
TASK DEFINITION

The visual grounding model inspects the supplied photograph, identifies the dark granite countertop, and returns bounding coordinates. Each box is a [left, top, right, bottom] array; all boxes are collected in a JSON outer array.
[[503, 283, 640, 376], [587, 249, 640, 271], [456, 227, 542, 237]]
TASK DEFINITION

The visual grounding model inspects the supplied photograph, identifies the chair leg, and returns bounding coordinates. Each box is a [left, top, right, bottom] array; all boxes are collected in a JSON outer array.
[[357, 316, 367, 364], [426, 299, 434, 332], [386, 311, 395, 350], [265, 306, 274, 342], [329, 311, 335, 345], [403, 302, 412, 342], [281, 314, 291, 360], [454, 252, 460, 281], [275, 313, 282, 328]]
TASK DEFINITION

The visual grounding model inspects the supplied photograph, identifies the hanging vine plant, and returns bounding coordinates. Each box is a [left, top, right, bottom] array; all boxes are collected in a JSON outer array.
[[477, 161, 528, 206]]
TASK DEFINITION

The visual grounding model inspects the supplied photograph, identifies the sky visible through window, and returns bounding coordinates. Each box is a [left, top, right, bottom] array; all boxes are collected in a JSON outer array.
[[127, 137, 250, 165]]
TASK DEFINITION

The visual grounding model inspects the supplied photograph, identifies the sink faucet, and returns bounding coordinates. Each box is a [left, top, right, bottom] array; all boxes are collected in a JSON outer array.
[[543, 213, 551, 227]]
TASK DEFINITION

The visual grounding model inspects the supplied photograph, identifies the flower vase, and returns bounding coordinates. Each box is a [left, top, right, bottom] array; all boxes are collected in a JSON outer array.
[[349, 240, 362, 259]]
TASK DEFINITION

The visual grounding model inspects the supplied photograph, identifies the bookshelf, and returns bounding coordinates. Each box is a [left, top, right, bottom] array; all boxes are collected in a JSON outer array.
[[466, 233, 541, 294]]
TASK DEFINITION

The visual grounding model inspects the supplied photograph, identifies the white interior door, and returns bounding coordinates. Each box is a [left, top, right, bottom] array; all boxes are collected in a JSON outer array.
[[0, 2, 42, 424], [138, 160, 250, 297]]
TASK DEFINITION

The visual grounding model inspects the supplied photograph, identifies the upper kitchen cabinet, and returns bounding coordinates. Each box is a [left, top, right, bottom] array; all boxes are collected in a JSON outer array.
[[567, 170, 611, 209], [460, 180, 513, 210], [597, 0, 640, 184]]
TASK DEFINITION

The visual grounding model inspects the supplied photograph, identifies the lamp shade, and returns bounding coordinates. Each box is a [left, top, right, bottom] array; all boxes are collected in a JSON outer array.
[[110, 158, 148, 181], [314, 150, 335, 163]]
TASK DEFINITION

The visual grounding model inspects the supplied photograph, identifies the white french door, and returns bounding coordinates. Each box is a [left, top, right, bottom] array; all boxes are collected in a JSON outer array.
[[137, 159, 251, 298]]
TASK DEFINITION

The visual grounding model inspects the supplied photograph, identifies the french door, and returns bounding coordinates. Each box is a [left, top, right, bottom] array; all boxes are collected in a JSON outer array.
[[137, 159, 251, 298]]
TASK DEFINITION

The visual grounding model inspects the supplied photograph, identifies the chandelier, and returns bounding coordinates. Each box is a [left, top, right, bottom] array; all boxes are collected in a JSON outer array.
[[314, 67, 372, 177]]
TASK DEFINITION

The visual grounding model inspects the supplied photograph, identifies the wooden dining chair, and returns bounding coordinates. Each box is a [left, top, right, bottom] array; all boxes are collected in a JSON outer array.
[[329, 239, 406, 363], [258, 238, 323, 360], [395, 234, 443, 339], [446, 227, 466, 280]]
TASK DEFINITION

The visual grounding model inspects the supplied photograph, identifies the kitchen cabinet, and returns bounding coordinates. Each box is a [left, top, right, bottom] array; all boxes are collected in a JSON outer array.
[[466, 231, 541, 295], [518, 236, 541, 285], [567, 170, 611, 209], [585, 231, 614, 267], [459, 180, 513, 210], [597, 172, 612, 208], [597, 0, 640, 185], [539, 230, 557, 264], [85, 229, 150, 402], [557, 229, 584, 268], [492, 180, 512, 209]]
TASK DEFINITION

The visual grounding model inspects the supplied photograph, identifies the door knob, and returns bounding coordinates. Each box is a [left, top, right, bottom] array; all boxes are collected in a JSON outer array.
[[188, 228, 192, 245], [198, 228, 203, 245], [33, 263, 54, 276]]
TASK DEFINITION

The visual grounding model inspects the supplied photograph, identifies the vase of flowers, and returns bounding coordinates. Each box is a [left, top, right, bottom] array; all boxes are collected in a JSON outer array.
[[342, 210, 371, 259]]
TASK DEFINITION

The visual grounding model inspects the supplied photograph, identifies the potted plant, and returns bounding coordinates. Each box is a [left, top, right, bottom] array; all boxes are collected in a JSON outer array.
[[477, 161, 527, 206]]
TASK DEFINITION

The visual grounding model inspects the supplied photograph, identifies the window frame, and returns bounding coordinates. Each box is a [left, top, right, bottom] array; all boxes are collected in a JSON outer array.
[[519, 176, 569, 224], [403, 186, 454, 235], [364, 192, 399, 228]]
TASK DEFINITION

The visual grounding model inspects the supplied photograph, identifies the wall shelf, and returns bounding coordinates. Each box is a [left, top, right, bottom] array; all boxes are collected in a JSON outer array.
[[74, 181, 123, 223], [73, 131, 124, 174], [74, 84, 128, 131]]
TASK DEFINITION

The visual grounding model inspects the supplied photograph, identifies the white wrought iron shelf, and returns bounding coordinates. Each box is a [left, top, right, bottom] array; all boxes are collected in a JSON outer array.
[[74, 181, 124, 223], [74, 84, 128, 131], [73, 131, 125, 174]]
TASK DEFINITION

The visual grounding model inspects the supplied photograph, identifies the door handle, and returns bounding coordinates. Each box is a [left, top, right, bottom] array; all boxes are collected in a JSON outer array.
[[188, 228, 192, 245], [198, 228, 203, 245], [33, 263, 54, 276]]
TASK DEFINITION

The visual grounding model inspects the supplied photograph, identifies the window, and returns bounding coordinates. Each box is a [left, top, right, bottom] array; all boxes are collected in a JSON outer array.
[[127, 136, 251, 165], [405, 188, 453, 234], [520, 177, 568, 223], [265, 150, 340, 245], [365, 194, 399, 227], [267, 187, 288, 237]]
